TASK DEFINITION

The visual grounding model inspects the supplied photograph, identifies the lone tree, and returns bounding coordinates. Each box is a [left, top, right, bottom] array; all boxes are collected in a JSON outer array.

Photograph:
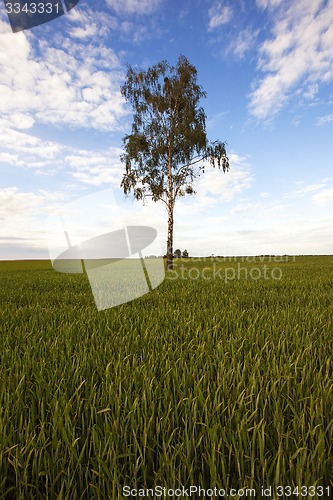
[[120, 55, 229, 270], [174, 248, 182, 259]]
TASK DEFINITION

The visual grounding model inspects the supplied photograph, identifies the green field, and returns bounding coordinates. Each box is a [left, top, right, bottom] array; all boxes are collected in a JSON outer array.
[[0, 256, 332, 499]]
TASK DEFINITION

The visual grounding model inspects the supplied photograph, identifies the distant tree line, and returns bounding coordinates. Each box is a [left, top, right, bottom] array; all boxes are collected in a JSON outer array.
[[160, 249, 189, 259]]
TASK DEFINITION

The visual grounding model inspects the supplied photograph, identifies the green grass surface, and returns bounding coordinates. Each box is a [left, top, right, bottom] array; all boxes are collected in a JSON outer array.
[[0, 256, 332, 498]]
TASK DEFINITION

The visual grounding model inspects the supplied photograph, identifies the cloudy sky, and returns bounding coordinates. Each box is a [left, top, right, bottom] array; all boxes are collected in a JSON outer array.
[[1, 0, 333, 259]]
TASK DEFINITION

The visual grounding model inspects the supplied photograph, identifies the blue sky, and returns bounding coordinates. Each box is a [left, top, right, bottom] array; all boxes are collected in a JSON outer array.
[[0, 0, 333, 259]]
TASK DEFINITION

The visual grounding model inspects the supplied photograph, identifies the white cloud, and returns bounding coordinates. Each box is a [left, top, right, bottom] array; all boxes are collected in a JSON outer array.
[[226, 29, 259, 59], [232, 201, 261, 213], [70, 24, 97, 39], [0, 187, 67, 259], [312, 188, 333, 206], [196, 165, 252, 202], [316, 113, 333, 126], [303, 83, 319, 99], [285, 179, 333, 206], [206, 111, 229, 129], [256, 0, 283, 8], [66, 147, 124, 187], [106, 0, 162, 15], [249, 0, 333, 119], [67, 6, 159, 43], [285, 183, 327, 198], [0, 187, 59, 217], [66, 7, 118, 39], [208, 3, 233, 31], [8, 113, 35, 129], [0, 113, 127, 187], [0, 123, 64, 175], [0, 152, 22, 166], [180, 153, 253, 212], [231, 200, 290, 220], [0, 21, 127, 132]]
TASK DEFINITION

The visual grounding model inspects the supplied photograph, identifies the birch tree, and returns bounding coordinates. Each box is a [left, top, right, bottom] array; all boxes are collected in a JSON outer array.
[[120, 55, 229, 270]]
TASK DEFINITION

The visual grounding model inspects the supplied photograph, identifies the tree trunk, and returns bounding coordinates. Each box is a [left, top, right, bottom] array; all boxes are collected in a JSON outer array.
[[166, 144, 174, 271], [166, 201, 174, 271]]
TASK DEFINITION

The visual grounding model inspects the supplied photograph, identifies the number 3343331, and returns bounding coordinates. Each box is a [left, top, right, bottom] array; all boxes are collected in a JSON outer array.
[[5, 2, 60, 14]]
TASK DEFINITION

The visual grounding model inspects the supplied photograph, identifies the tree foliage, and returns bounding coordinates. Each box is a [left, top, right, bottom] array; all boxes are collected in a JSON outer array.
[[174, 249, 182, 258]]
